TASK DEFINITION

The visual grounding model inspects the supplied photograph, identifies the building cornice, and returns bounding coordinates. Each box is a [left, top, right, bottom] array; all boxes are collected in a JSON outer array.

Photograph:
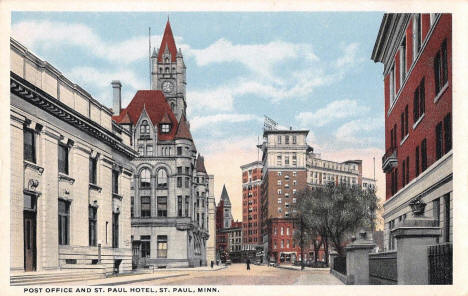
[[11, 72, 137, 159]]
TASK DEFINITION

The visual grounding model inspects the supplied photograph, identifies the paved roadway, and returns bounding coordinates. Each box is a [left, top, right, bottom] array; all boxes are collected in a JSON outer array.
[[117, 264, 343, 285]]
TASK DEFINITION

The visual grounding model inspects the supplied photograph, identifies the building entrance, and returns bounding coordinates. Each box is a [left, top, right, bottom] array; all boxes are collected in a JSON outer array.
[[23, 210, 36, 271]]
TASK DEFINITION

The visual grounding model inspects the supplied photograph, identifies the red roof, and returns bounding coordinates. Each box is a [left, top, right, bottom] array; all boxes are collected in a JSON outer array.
[[158, 20, 177, 63], [112, 90, 178, 141], [174, 115, 193, 141]]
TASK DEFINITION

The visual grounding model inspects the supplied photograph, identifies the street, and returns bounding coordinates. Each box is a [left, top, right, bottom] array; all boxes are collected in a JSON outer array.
[[107, 264, 342, 285]]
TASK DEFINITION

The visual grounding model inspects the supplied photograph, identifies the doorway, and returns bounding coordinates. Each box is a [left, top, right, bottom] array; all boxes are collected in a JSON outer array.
[[23, 210, 37, 271]]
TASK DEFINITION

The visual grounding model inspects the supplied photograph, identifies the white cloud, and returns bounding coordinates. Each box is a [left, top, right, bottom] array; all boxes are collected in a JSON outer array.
[[188, 39, 318, 82], [190, 113, 263, 131], [68, 66, 146, 106], [335, 42, 360, 68], [296, 99, 370, 127], [11, 20, 176, 65], [334, 117, 383, 144], [186, 88, 236, 115]]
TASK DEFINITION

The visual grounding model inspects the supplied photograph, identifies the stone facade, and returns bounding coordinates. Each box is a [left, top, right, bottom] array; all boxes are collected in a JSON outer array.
[[113, 21, 211, 268], [10, 38, 135, 275]]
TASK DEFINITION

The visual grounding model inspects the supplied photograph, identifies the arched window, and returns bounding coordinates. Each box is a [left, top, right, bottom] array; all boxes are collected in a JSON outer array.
[[140, 168, 151, 188], [159, 67, 163, 73], [171, 102, 175, 110], [140, 120, 150, 135], [165, 67, 170, 73], [157, 169, 168, 189], [165, 57, 169, 63]]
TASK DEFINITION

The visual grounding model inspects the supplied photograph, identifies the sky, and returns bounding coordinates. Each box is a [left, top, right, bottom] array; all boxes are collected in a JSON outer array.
[[11, 12, 386, 223]]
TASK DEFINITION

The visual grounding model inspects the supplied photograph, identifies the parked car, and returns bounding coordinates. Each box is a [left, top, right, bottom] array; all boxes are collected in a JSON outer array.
[[225, 259, 232, 265]]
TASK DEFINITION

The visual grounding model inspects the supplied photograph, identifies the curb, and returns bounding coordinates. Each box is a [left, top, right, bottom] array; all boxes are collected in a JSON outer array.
[[91, 273, 190, 286]]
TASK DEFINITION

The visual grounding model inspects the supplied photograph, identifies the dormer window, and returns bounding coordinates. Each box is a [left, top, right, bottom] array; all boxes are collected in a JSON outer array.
[[140, 120, 150, 134], [161, 124, 170, 133]]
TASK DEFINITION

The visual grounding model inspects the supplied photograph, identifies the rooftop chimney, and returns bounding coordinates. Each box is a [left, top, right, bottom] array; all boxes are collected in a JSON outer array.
[[111, 80, 122, 116]]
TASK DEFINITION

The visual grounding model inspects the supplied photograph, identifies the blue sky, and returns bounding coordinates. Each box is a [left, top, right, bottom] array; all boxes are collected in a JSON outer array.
[[11, 12, 386, 220]]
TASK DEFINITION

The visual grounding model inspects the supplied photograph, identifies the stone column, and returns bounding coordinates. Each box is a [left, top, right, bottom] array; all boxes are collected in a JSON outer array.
[[392, 212, 441, 284], [345, 231, 376, 285]]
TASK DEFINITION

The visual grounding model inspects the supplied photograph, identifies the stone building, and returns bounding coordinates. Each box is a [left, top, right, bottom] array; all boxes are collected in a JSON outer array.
[[215, 185, 232, 256], [10, 38, 135, 274], [259, 127, 375, 264], [112, 20, 213, 268], [371, 13, 452, 250]]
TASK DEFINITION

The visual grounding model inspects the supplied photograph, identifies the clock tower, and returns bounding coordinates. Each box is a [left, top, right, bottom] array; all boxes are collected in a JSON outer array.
[[151, 20, 186, 121]]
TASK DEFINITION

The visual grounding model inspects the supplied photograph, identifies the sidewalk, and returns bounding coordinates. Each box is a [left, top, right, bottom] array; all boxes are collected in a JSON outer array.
[[275, 265, 330, 272], [57, 265, 228, 286]]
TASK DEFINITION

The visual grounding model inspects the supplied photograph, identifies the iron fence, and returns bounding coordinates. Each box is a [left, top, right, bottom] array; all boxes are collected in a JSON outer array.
[[333, 256, 346, 275], [428, 243, 452, 285], [369, 251, 397, 284]]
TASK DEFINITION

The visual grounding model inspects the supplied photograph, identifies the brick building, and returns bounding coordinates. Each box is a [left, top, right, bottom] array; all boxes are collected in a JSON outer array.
[[10, 38, 135, 274], [240, 161, 262, 253], [259, 127, 375, 264], [371, 13, 452, 250], [113, 20, 213, 268]]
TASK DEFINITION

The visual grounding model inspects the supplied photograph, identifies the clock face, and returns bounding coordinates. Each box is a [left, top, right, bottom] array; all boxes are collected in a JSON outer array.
[[162, 81, 174, 93]]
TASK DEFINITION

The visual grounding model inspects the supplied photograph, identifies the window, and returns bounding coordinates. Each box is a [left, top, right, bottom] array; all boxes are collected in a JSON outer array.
[[178, 196, 183, 217], [177, 146, 182, 155], [436, 122, 443, 160], [285, 136, 289, 144], [157, 197, 167, 217], [390, 65, 396, 105], [402, 159, 406, 187], [400, 37, 407, 82], [89, 157, 97, 184], [140, 168, 151, 188], [185, 196, 190, 217], [285, 156, 289, 165], [277, 155, 282, 166], [292, 153, 297, 166], [140, 120, 150, 134], [146, 145, 153, 156], [24, 129, 36, 163], [444, 113, 452, 153], [89, 206, 97, 246], [421, 139, 427, 171], [277, 189, 282, 195], [58, 144, 69, 175], [278, 198, 282, 204], [141, 196, 151, 217], [112, 213, 119, 248], [434, 39, 448, 95], [278, 136, 282, 144], [433, 198, 440, 227], [157, 169, 168, 189], [141, 236, 150, 258], [277, 180, 282, 185], [58, 199, 70, 245], [413, 78, 425, 124], [131, 196, 134, 218], [413, 14, 422, 59], [415, 146, 420, 177], [112, 170, 119, 194], [161, 124, 170, 133], [406, 156, 409, 185], [138, 146, 144, 156], [444, 194, 451, 242], [185, 177, 190, 188], [400, 105, 408, 141], [281, 227, 284, 235]]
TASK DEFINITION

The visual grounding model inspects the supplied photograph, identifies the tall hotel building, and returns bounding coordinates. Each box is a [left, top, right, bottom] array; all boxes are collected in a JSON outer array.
[[371, 14, 452, 250], [258, 128, 375, 264], [240, 161, 262, 252]]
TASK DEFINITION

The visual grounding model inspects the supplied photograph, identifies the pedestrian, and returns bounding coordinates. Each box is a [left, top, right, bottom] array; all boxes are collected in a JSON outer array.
[[246, 258, 250, 270], [211, 261, 214, 268]]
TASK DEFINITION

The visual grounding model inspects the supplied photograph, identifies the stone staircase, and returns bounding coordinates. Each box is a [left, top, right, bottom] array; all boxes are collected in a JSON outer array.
[[10, 266, 106, 286]]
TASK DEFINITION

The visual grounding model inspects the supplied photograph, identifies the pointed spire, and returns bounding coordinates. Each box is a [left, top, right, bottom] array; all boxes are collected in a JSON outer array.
[[196, 153, 207, 173], [220, 185, 231, 205], [158, 19, 177, 63], [174, 115, 193, 141], [160, 111, 172, 124], [151, 47, 157, 58]]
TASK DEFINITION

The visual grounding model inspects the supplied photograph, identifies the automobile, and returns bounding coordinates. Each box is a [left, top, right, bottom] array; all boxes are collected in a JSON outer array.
[[225, 259, 232, 265], [254, 259, 262, 265], [268, 261, 278, 267]]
